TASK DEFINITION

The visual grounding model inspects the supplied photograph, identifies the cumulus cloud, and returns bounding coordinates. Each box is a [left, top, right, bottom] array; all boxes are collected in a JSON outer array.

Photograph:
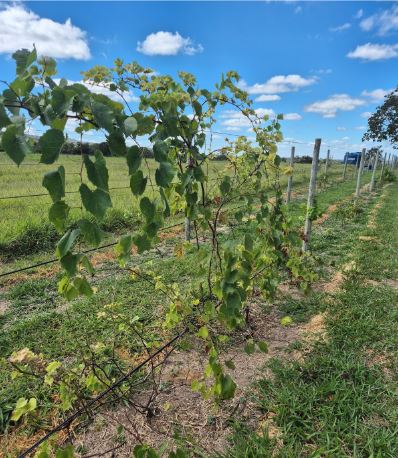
[[137, 31, 203, 56], [361, 88, 392, 102], [240, 74, 317, 95], [254, 94, 281, 102], [0, 3, 90, 59], [355, 9, 364, 20], [220, 108, 275, 129], [220, 108, 301, 129], [347, 43, 398, 61], [361, 111, 372, 119], [360, 5, 398, 36], [330, 23, 351, 32], [283, 113, 302, 121], [315, 68, 332, 75], [305, 94, 365, 118], [336, 126, 347, 131]]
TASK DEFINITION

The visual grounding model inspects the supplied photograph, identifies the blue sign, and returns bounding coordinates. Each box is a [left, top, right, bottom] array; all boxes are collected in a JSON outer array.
[[344, 152, 361, 165]]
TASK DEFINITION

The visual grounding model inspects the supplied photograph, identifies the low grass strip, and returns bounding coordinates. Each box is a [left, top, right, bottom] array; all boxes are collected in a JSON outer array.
[[224, 183, 398, 457]]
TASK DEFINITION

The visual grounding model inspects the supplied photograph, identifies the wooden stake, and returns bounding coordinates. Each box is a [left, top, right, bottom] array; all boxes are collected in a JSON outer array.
[[369, 151, 379, 192], [355, 148, 366, 198], [324, 149, 330, 176], [303, 138, 321, 252], [380, 152, 387, 186], [286, 145, 295, 204], [354, 154, 360, 179], [342, 153, 348, 180]]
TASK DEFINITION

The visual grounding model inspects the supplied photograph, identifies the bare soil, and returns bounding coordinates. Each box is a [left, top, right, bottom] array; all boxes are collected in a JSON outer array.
[[75, 299, 302, 456]]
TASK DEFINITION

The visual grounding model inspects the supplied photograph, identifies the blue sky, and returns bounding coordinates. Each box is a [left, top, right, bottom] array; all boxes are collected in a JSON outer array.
[[1, 1, 398, 159]]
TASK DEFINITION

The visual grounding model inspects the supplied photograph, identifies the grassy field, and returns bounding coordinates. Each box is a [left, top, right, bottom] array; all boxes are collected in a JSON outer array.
[[225, 183, 398, 457], [0, 152, 361, 262], [0, 164, 381, 454]]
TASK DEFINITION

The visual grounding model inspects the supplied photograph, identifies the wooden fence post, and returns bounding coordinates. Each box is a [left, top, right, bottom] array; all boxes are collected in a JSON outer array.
[[342, 153, 348, 180], [380, 152, 387, 186], [355, 148, 366, 198], [369, 151, 379, 192], [355, 154, 360, 179], [286, 145, 295, 204], [324, 149, 330, 176], [303, 138, 321, 252]]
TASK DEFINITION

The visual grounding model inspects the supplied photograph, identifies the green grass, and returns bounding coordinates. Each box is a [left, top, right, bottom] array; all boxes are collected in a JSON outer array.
[[0, 158, 378, 451], [0, 152, 350, 259], [224, 182, 398, 457]]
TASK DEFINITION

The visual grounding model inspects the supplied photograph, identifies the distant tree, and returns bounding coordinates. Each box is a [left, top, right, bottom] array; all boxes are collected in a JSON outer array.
[[363, 88, 398, 148], [211, 153, 228, 161], [294, 155, 313, 164], [366, 146, 383, 163]]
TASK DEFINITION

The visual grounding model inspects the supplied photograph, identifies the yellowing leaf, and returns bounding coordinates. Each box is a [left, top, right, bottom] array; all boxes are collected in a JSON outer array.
[[281, 316, 293, 327]]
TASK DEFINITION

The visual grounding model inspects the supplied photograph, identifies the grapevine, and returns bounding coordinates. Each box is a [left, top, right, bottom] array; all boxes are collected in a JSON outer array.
[[0, 48, 313, 454]]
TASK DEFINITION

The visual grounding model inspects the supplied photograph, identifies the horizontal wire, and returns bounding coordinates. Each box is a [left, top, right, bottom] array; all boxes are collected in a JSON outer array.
[[0, 220, 184, 279]]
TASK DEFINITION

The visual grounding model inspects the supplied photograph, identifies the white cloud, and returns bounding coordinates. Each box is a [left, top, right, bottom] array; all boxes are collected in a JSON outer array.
[[360, 5, 398, 36], [305, 94, 365, 118], [347, 43, 398, 61], [220, 108, 275, 129], [361, 88, 392, 102], [294, 6, 302, 14], [137, 31, 203, 56], [330, 23, 351, 32], [239, 74, 317, 95], [55, 79, 138, 103], [283, 113, 302, 121], [355, 9, 364, 20], [0, 4, 90, 59], [355, 126, 366, 131], [315, 68, 332, 75], [361, 111, 372, 119], [220, 108, 301, 129], [254, 94, 281, 102], [336, 126, 347, 131]]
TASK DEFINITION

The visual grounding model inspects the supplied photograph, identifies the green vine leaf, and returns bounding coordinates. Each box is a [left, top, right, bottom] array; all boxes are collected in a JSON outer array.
[[115, 234, 133, 266], [133, 233, 152, 254], [77, 219, 104, 247], [91, 100, 115, 132], [56, 228, 80, 259], [39, 129, 65, 164], [11, 397, 37, 422], [1, 124, 30, 166], [124, 116, 138, 135], [127, 145, 142, 174], [84, 151, 109, 191], [130, 170, 147, 196], [0, 102, 11, 128], [12, 48, 37, 75], [140, 197, 156, 222], [107, 130, 126, 156], [42, 166, 66, 202], [49, 201, 70, 232], [155, 162, 175, 188], [80, 184, 112, 219]]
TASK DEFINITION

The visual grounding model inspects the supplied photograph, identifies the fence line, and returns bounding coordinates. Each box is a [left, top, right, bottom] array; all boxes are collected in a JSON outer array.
[[0, 221, 185, 279]]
